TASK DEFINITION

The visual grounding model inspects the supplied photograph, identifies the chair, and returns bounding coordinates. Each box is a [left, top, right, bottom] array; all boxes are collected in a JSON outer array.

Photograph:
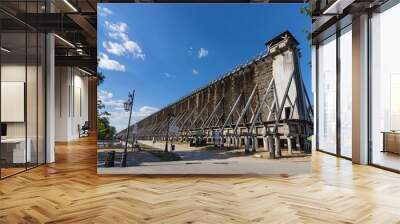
[[79, 121, 90, 138]]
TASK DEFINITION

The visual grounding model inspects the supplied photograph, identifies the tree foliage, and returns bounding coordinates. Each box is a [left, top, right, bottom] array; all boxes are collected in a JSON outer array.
[[97, 72, 105, 86], [300, 4, 312, 44], [300, 3, 313, 68], [97, 72, 116, 140]]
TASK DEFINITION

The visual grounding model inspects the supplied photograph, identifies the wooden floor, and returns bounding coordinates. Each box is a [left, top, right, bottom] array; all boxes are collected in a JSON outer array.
[[1, 136, 400, 223]]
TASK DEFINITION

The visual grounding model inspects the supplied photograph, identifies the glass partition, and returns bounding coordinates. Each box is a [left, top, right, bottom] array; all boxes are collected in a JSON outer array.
[[317, 34, 337, 154], [1, 31, 28, 177], [0, 1, 46, 179], [370, 3, 400, 171], [339, 25, 352, 158]]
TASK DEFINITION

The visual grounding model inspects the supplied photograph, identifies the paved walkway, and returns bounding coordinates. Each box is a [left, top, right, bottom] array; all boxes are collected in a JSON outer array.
[[98, 140, 311, 175]]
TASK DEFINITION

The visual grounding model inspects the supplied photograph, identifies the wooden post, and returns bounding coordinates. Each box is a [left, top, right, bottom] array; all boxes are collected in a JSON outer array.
[[252, 136, 257, 152], [287, 136, 292, 155], [274, 135, 280, 158], [268, 136, 275, 159], [245, 136, 250, 153], [262, 126, 268, 152]]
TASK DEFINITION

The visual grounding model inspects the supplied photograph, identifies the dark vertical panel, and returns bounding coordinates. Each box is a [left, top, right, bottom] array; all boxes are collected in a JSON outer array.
[[25, 0, 28, 171], [336, 29, 341, 157], [315, 45, 319, 150], [36, 0, 39, 167], [367, 11, 373, 165], [44, 0, 48, 164], [0, 20, 2, 179]]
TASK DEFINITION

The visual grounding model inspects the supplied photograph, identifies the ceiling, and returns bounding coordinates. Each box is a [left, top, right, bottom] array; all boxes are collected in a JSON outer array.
[[0, 0, 98, 73]]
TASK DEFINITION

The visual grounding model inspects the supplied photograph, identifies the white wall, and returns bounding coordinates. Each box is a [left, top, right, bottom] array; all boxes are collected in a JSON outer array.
[[1, 65, 25, 130], [1, 82, 25, 122], [54, 67, 89, 141], [1, 63, 46, 164], [55, 66, 67, 141], [1, 65, 28, 138]]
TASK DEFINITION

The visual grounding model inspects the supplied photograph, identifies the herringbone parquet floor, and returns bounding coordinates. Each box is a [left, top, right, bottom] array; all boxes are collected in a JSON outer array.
[[1, 136, 400, 224]]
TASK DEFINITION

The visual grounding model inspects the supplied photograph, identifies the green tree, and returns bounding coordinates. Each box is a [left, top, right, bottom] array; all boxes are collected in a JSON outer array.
[[97, 72, 116, 140], [97, 72, 105, 86], [300, 4, 312, 45], [300, 3, 313, 67]]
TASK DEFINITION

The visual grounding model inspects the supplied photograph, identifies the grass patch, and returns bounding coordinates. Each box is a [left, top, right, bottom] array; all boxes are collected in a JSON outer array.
[[139, 143, 182, 161], [147, 151, 182, 161]]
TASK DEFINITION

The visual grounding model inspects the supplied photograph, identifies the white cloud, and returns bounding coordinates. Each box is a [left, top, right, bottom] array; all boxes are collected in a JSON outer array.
[[108, 110, 130, 132], [188, 46, 193, 56], [192, 69, 199, 75], [99, 90, 159, 132], [163, 72, 175, 78], [98, 52, 126, 72], [108, 32, 129, 42], [103, 21, 145, 59], [102, 41, 125, 56], [105, 21, 127, 34], [98, 6, 112, 17], [124, 40, 145, 59], [132, 106, 159, 119], [98, 90, 125, 109], [110, 106, 158, 132], [98, 90, 113, 101], [198, 48, 208, 59]]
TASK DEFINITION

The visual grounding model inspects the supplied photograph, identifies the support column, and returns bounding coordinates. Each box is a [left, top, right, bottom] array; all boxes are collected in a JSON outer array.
[[287, 136, 292, 155], [296, 135, 301, 151], [262, 126, 269, 152], [274, 135, 280, 158], [352, 14, 369, 164], [46, 21, 55, 163], [268, 136, 275, 158], [244, 136, 249, 153], [263, 136, 269, 152], [236, 136, 240, 148], [252, 136, 256, 152]]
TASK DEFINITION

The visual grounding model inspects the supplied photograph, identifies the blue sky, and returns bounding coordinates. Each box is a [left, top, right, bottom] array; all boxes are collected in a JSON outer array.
[[97, 3, 311, 131]]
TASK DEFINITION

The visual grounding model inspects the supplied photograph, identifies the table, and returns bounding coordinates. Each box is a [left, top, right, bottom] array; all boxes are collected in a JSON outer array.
[[382, 131, 400, 154], [1, 138, 31, 164]]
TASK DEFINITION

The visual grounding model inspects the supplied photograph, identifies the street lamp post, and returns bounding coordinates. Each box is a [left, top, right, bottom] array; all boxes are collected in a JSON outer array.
[[121, 90, 135, 167]]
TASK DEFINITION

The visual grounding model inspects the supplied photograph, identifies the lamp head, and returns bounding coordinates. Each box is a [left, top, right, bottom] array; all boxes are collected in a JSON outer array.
[[123, 100, 132, 112]]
